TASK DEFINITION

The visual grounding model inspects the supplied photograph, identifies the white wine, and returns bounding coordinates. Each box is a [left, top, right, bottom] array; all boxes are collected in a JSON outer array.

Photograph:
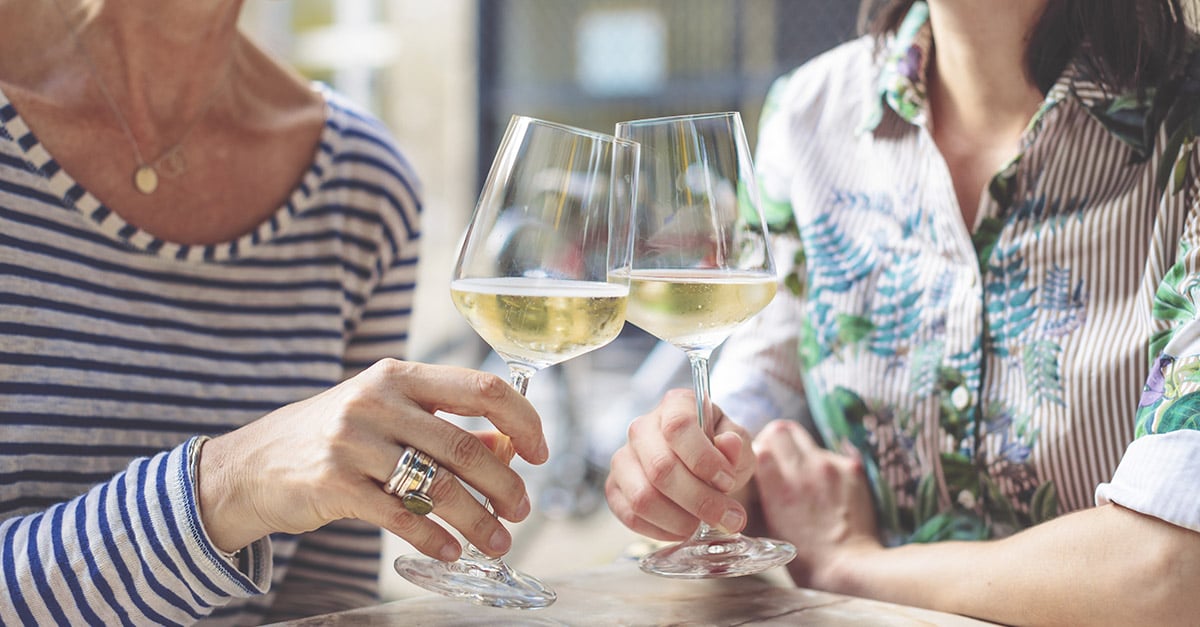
[[451, 277, 628, 370], [616, 269, 776, 351]]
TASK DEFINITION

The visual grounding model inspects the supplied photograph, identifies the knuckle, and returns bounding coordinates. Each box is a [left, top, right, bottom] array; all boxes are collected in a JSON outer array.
[[604, 476, 622, 503], [446, 431, 488, 470], [386, 508, 426, 537], [466, 508, 502, 542], [696, 493, 726, 522], [645, 453, 677, 488], [627, 483, 660, 515], [425, 470, 455, 502], [613, 505, 641, 531], [692, 450, 724, 479], [472, 371, 510, 403], [491, 473, 527, 511], [758, 420, 790, 439], [626, 416, 645, 440], [755, 446, 777, 471], [367, 357, 408, 382], [609, 445, 627, 469], [610, 446, 636, 476], [660, 412, 694, 443], [816, 455, 839, 479], [337, 384, 383, 420]]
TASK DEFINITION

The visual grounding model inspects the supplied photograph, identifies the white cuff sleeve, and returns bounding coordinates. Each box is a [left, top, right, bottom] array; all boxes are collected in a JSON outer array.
[[1095, 430, 1200, 532]]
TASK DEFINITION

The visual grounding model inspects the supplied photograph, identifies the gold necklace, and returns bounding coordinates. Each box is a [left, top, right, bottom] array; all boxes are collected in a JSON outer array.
[[53, 1, 231, 195]]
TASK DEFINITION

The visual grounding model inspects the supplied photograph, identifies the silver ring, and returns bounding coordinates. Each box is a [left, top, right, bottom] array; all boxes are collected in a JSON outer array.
[[383, 446, 418, 496], [382, 446, 438, 516], [400, 450, 438, 516]]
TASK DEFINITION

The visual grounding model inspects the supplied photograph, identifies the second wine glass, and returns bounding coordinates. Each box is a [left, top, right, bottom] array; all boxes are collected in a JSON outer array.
[[393, 115, 639, 608], [615, 111, 796, 579]]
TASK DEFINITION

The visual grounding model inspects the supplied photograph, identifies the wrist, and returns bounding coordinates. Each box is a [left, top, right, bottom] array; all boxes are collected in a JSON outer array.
[[195, 435, 265, 553], [814, 538, 883, 596]]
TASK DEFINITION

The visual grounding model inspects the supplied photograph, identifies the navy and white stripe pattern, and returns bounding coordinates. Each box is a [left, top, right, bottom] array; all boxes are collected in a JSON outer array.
[[0, 83, 421, 624], [714, 13, 1200, 545]]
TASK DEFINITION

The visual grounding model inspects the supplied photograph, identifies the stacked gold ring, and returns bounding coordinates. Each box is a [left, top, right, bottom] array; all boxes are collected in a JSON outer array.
[[382, 445, 438, 516], [383, 447, 417, 495]]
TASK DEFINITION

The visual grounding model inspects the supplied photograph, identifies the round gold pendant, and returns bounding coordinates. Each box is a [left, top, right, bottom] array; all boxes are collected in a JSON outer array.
[[134, 165, 159, 194]]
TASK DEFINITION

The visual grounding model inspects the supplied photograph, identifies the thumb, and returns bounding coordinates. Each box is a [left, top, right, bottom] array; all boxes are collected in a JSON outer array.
[[713, 431, 745, 469]]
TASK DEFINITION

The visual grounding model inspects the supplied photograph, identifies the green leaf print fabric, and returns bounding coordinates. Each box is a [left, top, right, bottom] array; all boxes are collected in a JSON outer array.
[[721, 0, 1200, 544]]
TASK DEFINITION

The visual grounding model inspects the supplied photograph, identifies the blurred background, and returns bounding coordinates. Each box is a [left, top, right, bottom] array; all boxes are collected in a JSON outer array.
[[239, 0, 858, 601]]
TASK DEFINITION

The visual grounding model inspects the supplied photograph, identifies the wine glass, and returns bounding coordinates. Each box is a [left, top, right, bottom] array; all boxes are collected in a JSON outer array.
[[614, 111, 796, 578], [393, 115, 639, 608]]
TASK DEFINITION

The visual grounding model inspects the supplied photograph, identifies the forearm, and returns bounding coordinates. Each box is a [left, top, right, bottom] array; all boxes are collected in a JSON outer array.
[[0, 438, 269, 625], [821, 504, 1200, 626]]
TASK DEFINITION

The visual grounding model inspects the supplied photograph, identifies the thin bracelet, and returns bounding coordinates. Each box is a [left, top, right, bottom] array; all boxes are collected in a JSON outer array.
[[217, 546, 243, 566], [192, 436, 244, 567]]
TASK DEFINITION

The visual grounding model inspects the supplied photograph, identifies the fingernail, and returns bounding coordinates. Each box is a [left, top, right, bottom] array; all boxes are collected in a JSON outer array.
[[720, 508, 744, 532], [440, 543, 460, 562], [514, 494, 531, 520], [489, 529, 511, 553], [713, 471, 735, 492], [537, 438, 550, 462]]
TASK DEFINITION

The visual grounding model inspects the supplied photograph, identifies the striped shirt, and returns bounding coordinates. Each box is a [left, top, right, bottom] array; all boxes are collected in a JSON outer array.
[[0, 83, 421, 624], [713, 2, 1200, 545]]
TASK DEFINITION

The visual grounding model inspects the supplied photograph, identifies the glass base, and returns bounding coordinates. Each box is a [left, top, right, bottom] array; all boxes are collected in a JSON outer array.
[[638, 530, 796, 579], [394, 553, 557, 609]]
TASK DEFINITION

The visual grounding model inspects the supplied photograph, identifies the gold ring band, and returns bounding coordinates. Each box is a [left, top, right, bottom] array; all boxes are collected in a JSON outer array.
[[383, 446, 439, 516], [383, 446, 418, 496]]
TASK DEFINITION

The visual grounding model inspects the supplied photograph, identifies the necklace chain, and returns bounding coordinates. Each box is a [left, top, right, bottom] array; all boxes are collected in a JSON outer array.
[[52, 0, 231, 195]]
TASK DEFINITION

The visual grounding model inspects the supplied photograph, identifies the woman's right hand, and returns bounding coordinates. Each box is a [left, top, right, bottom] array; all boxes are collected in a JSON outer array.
[[605, 389, 755, 541], [196, 358, 550, 562]]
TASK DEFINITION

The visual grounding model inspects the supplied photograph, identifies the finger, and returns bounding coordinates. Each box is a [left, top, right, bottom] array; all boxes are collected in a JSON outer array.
[[655, 390, 738, 492], [473, 430, 516, 464], [756, 420, 812, 461], [356, 486, 463, 562], [372, 360, 549, 465], [422, 467, 516, 557], [712, 431, 748, 481], [606, 448, 697, 540], [390, 420, 531, 522], [628, 415, 746, 533], [604, 477, 691, 542], [790, 420, 823, 451]]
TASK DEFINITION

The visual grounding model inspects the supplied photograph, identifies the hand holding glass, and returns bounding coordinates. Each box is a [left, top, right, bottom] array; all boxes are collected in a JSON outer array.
[[393, 115, 638, 608], [615, 111, 796, 579]]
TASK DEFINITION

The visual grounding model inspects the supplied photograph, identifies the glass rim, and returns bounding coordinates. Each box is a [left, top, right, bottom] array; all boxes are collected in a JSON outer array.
[[511, 114, 638, 149], [615, 111, 743, 129]]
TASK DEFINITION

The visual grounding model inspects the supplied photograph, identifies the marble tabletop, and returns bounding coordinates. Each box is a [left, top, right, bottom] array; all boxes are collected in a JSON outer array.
[[271, 560, 1000, 626]]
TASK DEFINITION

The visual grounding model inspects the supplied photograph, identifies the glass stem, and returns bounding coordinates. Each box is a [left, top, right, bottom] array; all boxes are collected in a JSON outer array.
[[687, 350, 715, 437], [509, 366, 533, 396], [686, 349, 728, 540], [462, 364, 535, 565]]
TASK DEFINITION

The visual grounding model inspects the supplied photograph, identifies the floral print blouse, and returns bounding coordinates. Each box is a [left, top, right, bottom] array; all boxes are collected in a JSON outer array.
[[712, 1, 1200, 544]]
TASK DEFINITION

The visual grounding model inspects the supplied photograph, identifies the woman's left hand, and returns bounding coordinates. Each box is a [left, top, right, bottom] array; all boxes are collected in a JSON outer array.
[[751, 419, 882, 589]]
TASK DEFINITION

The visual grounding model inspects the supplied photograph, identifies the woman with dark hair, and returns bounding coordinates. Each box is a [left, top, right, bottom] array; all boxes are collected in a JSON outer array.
[[607, 0, 1200, 623]]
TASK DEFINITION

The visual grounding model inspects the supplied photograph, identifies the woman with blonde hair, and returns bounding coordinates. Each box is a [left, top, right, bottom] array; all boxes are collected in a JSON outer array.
[[0, 1, 548, 623]]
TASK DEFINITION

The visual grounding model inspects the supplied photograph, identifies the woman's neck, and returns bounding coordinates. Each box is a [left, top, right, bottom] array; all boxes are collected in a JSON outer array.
[[925, 0, 1048, 138], [27, 0, 247, 141]]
